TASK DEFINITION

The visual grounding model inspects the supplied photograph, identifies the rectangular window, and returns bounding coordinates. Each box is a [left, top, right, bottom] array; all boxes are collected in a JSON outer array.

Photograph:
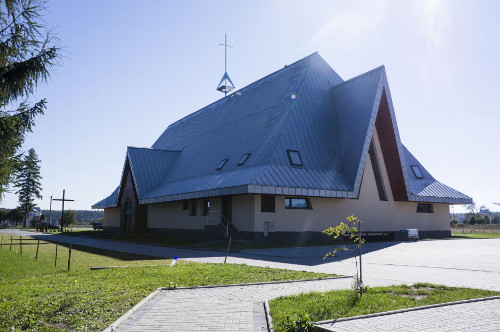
[[285, 197, 312, 209], [287, 150, 303, 166], [411, 165, 423, 178], [202, 200, 210, 216], [416, 203, 433, 213], [237, 153, 251, 166], [190, 200, 197, 216], [216, 159, 228, 170], [261, 195, 275, 213], [182, 200, 189, 210]]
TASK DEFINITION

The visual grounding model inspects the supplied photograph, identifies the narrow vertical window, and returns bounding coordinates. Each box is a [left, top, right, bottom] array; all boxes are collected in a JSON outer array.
[[182, 200, 189, 210], [190, 200, 197, 216], [202, 200, 210, 216]]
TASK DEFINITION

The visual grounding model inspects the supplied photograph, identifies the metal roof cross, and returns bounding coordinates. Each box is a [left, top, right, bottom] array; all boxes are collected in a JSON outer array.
[[216, 33, 235, 96]]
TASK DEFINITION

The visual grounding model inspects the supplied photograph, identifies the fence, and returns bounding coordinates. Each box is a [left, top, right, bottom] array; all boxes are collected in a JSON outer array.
[[0, 234, 73, 270]]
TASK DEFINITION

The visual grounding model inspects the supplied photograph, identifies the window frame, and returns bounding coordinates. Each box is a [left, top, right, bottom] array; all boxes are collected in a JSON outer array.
[[182, 200, 189, 210], [284, 197, 312, 209], [261, 195, 275, 213], [416, 203, 433, 213], [237, 153, 251, 166], [411, 165, 424, 178], [190, 200, 197, 216], [287, 150, 303, 167], [202, 200, 210, 216], [216, 159, 228, 170]]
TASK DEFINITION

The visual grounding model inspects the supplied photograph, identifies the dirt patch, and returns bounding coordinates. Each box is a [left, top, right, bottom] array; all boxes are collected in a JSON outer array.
[[392, 286, 437, 300]]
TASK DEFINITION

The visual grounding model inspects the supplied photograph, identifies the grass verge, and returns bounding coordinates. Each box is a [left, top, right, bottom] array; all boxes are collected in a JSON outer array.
[[269, 283, 499, 331], [0, 235, 334, 331], [452, 233, 500, 239]]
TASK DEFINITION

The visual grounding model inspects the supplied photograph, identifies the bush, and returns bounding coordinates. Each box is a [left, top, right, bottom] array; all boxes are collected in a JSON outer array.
[[281, 313, 315, 332]]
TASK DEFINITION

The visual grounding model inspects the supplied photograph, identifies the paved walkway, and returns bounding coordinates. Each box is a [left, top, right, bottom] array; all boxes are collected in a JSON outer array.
[[317, 298, 500, 332], [2, 229, 500, 331], [115, 278, 352, 332]]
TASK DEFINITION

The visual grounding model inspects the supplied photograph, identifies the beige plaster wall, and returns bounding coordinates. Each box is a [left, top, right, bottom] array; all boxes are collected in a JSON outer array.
[[103, 208, 120, 228], [253, 128, 450, 233], [232, 195, 256, 232], [148, 197, 222, 230]]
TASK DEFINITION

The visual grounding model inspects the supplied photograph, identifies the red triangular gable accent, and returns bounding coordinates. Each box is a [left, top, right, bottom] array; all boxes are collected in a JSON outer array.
[[375, 88, 408, 201], [117, 158, 140, 206]]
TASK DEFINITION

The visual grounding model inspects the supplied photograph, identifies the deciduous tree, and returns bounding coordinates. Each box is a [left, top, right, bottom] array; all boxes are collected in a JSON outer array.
[[60, 209, 77, 227]]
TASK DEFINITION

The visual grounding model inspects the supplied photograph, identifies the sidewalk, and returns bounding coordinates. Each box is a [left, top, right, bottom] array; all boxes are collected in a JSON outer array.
[[109, 278, 353, 332], [316, 297, 500, 332]]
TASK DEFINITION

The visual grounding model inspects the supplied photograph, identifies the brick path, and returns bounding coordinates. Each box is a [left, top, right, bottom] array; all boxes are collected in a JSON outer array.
[[114, 278, 352, 332], [316, 298, 500, 332]]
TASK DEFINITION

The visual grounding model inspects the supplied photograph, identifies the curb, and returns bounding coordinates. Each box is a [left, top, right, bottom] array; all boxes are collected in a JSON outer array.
[[314, 295, 500, 331], [103, 289, 161, 332], [159, 276, 351, 291], [264, 300, 274, 332]]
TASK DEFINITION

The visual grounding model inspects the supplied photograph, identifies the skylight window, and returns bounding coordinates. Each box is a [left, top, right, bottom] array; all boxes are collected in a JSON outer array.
[[216, 159, 228, 170], [411, 165, 423, 178], [287, 150, 303, 166], [237, 153, 251, 166]]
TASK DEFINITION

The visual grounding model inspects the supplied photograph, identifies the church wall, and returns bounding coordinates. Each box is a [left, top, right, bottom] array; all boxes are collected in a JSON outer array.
[[103, 208, 120, 230]]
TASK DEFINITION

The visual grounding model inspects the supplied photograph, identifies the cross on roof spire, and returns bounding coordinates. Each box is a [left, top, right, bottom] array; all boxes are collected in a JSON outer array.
[[216, 33, 235, 96]]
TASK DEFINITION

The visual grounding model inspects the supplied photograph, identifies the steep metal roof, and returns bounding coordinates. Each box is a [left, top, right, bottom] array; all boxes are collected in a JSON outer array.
[[93, 52, 471, 209], [402, 145, 471, 203]]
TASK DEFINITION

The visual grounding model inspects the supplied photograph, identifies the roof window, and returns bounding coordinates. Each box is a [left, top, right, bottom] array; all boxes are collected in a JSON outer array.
[[287, 150, 303, 166], [411, 165, 423, 178], [216, 159, 228, 170], [237, 153, 251, 166]]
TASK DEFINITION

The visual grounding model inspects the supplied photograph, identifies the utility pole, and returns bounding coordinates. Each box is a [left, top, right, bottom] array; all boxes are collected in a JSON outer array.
[[48, 194, 53, 224], [53, 189, 74, 232]]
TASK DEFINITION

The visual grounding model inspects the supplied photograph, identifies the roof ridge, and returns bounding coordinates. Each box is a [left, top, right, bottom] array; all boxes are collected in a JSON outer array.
[[331, 65, 385, 90], [165, 52, 320, 129], [127, 146, 182, 152]]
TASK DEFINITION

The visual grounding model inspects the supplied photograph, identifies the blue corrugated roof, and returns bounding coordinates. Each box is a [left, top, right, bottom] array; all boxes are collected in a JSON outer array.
[[93, 52, 471, 208], [402, 145, 471, 203]]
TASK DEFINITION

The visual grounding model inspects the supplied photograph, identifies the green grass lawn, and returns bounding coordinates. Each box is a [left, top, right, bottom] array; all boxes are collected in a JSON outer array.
[[452, 233, 500, 239], [269, 284, 499, 331], [0, 235, 333, 331]]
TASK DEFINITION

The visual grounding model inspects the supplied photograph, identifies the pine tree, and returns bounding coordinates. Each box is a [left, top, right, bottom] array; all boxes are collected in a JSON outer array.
[[14, 148, 42, 227], [0, 0, 59, 199]]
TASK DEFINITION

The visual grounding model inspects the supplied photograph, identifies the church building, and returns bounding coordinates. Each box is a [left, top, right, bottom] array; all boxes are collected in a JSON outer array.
[[93, 53, 471, 241]]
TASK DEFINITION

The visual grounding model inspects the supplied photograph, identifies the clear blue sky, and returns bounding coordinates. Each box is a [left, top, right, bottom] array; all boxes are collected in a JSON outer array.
[[1, 0, 499, 213]]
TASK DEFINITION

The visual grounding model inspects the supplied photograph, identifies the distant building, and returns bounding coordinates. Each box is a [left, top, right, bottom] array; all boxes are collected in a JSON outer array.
[[480, 208, 490, 216], [93, 53, 471, 241], [28, 207, 42, 224]]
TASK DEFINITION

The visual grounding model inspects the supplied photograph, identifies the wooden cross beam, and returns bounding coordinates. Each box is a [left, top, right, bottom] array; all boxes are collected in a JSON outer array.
[[53, 189, 74, 232]]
